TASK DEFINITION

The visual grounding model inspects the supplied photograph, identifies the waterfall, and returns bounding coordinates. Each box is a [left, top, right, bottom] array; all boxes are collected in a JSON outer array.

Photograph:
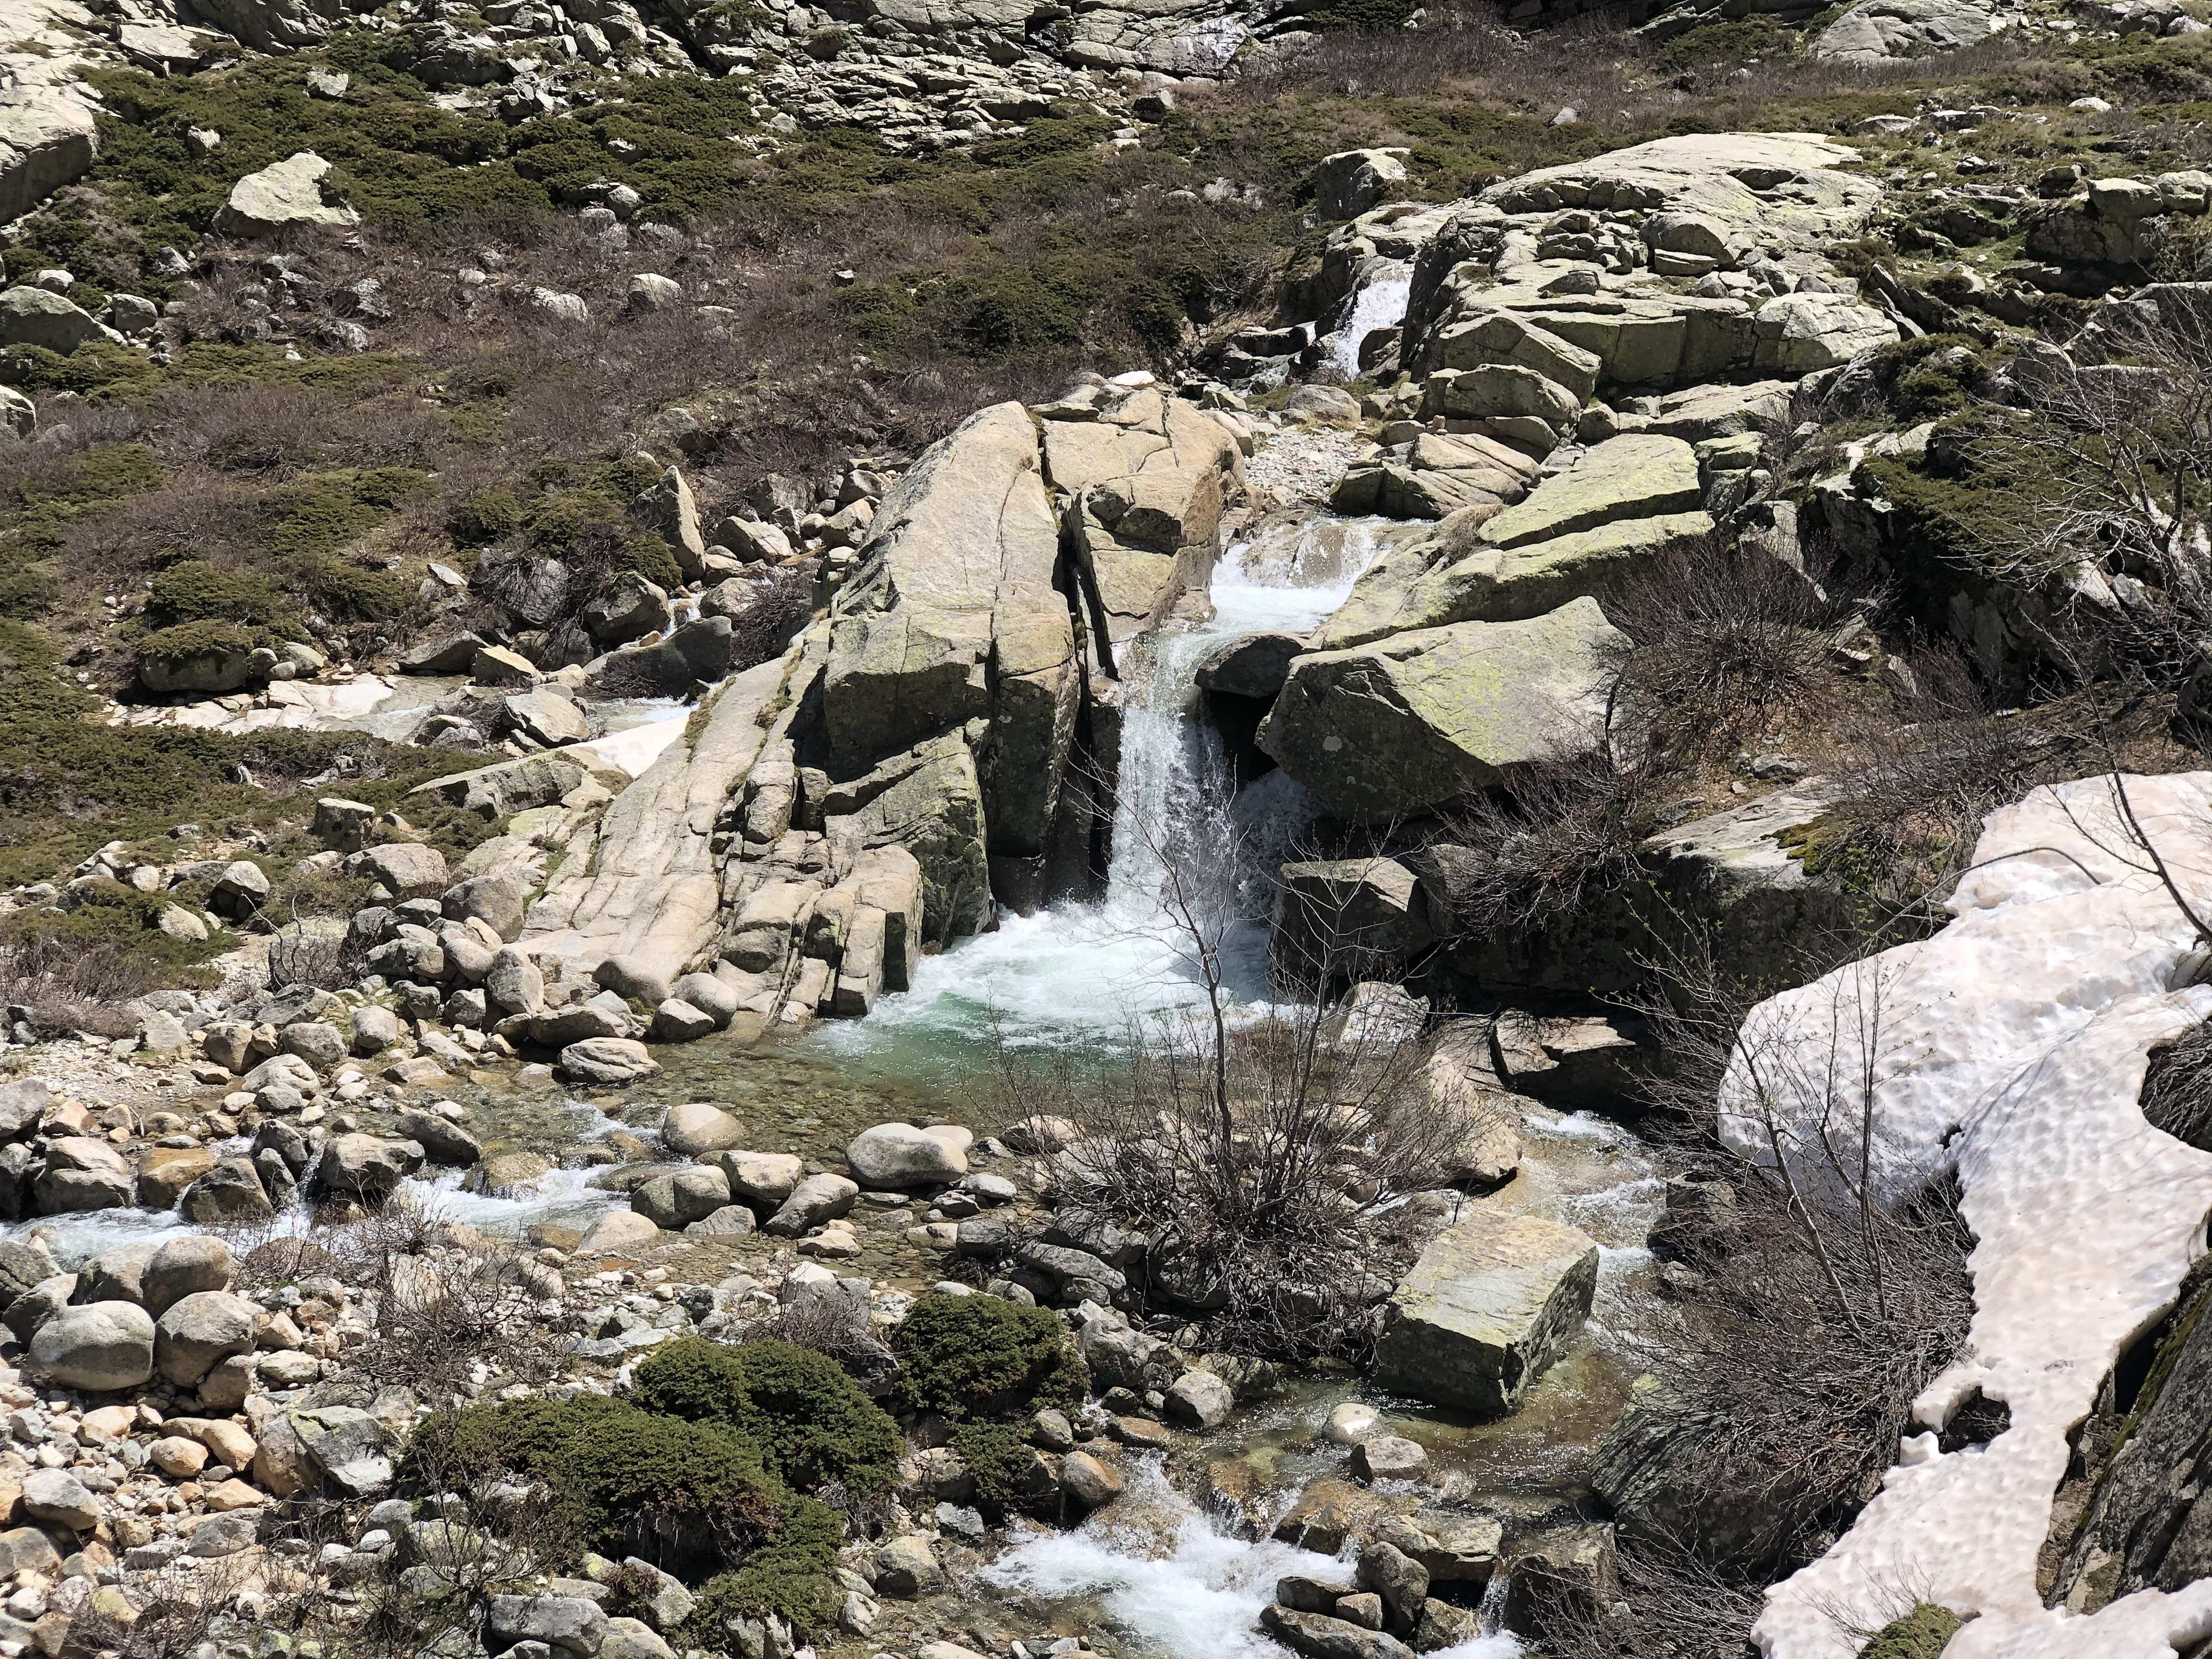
[[1323, 260, 1412, 381], [812, 512, 1385, 1058]]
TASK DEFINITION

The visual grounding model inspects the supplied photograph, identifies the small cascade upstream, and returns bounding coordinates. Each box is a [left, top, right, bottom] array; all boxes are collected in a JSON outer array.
[[1323, 260, 1412, 380]]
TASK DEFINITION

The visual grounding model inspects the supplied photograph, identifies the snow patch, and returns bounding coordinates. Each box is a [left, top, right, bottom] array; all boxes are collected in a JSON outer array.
[[1729, 773, 2212, 1658]]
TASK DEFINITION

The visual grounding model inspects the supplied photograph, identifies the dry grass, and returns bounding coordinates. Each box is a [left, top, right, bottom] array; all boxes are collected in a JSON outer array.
[[0, 935, 156, 1037]]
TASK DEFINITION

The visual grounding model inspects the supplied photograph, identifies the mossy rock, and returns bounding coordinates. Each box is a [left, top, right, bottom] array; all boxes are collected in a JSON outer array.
[[1863, 1604, 1964, 1658], [136, 619, 262, 693], [893, 1292, 1087, 1420]]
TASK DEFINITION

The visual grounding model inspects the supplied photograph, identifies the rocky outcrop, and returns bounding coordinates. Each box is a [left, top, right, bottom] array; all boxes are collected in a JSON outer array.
[[523, 655, 792, 995], [1259, 598, 1628, 821], [507, 378, 1237, 1021], [0, 86, 97, 225], [1810, 0, 1997, 59], [213, 152, 360, 236]]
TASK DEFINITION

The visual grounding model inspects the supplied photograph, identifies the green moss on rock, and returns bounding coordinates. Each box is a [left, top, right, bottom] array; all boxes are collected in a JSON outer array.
[[1863, 1604, 1964, 1658]]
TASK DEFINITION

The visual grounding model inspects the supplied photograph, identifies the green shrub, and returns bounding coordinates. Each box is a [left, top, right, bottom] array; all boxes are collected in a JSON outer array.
[[449, 490, 523, 545], [285, 551, 411, 623], [1658, 17, 1791, 71], [408, 1392, 843, 1631], [411, 1394, 784, 1566], [3, 878, 228, 974], [146, 563, 289, 629], [137, 618, 260, 665], [1863, 1604, 1964, 1658], [1865, 333, 2002, 421], [950, 1420, 1034, 1503], [632, 1337, 900, 1495], [617, 535, 681, 589], [1302, 0, 1416, 29], [893, 1293, 1087, 1420], [7, 443, 162, 508]]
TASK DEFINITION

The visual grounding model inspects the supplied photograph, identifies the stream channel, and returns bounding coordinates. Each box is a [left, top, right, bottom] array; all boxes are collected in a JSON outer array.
[[14, 427, 1671, 1659]]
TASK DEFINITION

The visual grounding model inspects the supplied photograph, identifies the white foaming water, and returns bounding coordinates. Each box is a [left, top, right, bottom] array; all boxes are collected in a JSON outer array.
[[817, 515, 1387, 1054], [980, 1464, 1523, 1659], [1324, 262, 1413, 380]]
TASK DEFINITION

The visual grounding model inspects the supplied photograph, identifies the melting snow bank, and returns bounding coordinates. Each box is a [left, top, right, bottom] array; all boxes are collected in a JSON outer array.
[[1729, 773, 2212, 1659], [977, 1463, 1522, 1659]]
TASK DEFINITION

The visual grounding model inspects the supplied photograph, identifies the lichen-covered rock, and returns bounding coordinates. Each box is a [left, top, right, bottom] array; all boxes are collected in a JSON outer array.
[[1260, 598, 1630, 821], [213, 151, 359, 235], [0, 285, 118, 353], [29, 1302, 155, 1391], [0, 87, 100, 223]]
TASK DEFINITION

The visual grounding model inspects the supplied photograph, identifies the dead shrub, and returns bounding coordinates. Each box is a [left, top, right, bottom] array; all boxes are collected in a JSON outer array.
[[1610, 531, 1847, 759], [0, 935, 156, 1037], [727, 565, 818, 672], [1010, 769, 1463, 1359], [1431, 748, 1659, 937], [2141, 1017, 2212, 1151], [1606, 935, 1976, 1584]]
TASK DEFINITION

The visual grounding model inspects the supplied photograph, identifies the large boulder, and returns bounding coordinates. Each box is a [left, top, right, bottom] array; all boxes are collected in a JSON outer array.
[[191, 0, 345, 50], [0, 286, 118, 353], [560, 1037, 660, 1086], [213, 151, 359, 235], [1319, 508, 1713, 648], [663, 1102, 744, 1157], [0, 87, 100, 224], [1750, 291, 1901, 373], [143, 1237, 233, 1316], [1372, 1210, 1599, 1417], [635, 467, 707, 583], [1811, 0, 1996, 59], [154, 1291, 260, 1387], [29, 1302, 156, 1391], [34, 1138, 135, 1214], [357, 843, 449, 899], [316, 1135, 424, 1203], [1315, 148, 1409, 222], [181, 1158, 274, 1224], [846, 1123, 969, 1188], [1274, 857, 1434, 984], [823, 402, 1058, 776], [1259, 597, 1630, 821], [1476, 434, 1703, 551]]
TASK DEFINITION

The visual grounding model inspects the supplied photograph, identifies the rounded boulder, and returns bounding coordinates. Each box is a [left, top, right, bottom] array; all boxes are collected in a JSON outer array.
[[155, 1290, 262, 1387], [29, 1301, 155, 1391], [846, 1122, 969, 1189]]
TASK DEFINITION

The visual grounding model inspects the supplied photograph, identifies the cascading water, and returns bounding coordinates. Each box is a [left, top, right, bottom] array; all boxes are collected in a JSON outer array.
[[981, 1462, 1527, 1659], [1323, 260, 1413, 380], [814, 510, 1390, 1065]]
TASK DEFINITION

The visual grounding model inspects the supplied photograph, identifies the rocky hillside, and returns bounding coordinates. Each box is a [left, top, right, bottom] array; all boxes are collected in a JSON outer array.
[[0, 2, 2206, 1659]]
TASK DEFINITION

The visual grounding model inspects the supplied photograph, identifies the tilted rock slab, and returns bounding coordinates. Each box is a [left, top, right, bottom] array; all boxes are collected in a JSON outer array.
[[1371, 1208, 1599, 1417], [1260, 596, 1629, 821]]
